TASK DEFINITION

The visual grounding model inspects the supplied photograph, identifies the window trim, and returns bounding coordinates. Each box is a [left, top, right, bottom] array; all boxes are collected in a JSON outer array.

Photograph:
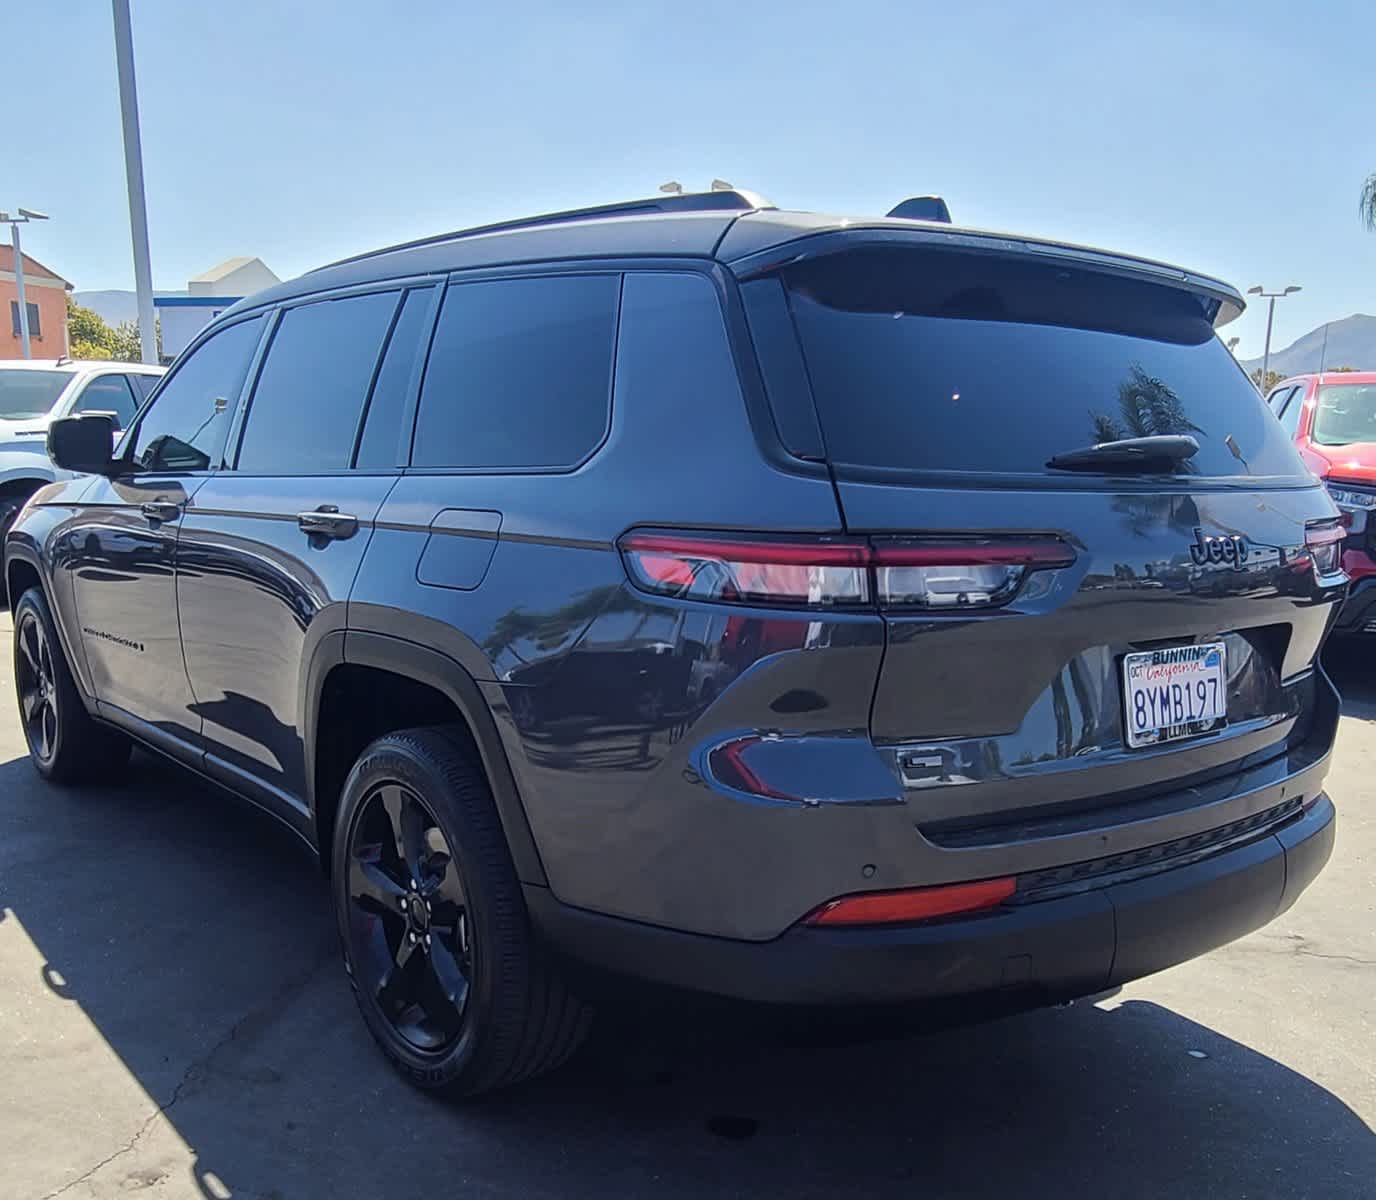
[[402, 268, 625, 475], [116, 311, 272, 479]]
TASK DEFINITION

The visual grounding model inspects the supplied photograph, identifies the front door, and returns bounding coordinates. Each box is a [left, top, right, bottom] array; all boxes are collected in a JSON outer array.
[[58, 314, 268, 753], [175, 286, 426, 818]]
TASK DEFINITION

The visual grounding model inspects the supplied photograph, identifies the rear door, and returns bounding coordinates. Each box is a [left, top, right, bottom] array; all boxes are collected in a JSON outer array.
[[175, 284, 433, 821], [755, 243, 1344, 839]]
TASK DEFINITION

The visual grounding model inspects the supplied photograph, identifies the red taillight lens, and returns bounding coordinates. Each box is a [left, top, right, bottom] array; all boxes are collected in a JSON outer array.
[[620, 532, 871, 608], [1305, 519, 1346, 578], [618, 531, 1074, 610], [804, 878, 1016, 927]]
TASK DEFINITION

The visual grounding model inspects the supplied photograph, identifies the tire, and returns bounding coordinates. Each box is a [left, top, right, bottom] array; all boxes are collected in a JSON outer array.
[[11, 587, 132, 784], [332, 726, 592, 1098]]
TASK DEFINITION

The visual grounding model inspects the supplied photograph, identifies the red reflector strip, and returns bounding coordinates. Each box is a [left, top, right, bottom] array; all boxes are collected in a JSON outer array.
[[871, 540, 1076, 567], [619, 533, 870, 567], [804, 878, 1016, 927]]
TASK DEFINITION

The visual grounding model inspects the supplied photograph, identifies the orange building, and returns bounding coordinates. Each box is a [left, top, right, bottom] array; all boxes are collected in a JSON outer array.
[[1, 245, 71, 359]]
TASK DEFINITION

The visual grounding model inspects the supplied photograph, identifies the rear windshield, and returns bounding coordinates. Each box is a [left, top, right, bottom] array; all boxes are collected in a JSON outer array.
[[0, 369, 72, 420], [1312, 382, 1376, 447], [782, 248, 1306, 482]]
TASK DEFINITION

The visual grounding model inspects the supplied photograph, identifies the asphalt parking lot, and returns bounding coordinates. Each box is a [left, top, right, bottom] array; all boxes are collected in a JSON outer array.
[[1, 607, 1372, 1200]]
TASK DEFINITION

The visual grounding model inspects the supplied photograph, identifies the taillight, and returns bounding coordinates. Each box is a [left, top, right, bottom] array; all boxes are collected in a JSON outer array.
[[619, 532, 871, 608], [803, 877, 1016, 927], [1304, 519, 1346, 579], [872, 539, 1075, 609], [618, 531, 1074, 611]]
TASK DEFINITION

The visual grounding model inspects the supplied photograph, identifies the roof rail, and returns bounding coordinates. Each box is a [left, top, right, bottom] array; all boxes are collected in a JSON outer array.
[[316, 189, 775, 272]]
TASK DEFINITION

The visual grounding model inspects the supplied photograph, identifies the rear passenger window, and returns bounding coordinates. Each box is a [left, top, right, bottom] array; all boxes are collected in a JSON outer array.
[[1278, 389, 1305, 437], [355, 287, 433, 470], [412, 274, 619, 469], [236, 291, 399, 474]]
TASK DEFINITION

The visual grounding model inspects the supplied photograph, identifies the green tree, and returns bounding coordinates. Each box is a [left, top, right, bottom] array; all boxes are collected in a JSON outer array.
[[1362, 173, 1376, 230], [65, 295, 159, 362], [66, 295, 119, 358], [1250, 367, 1285, 393]]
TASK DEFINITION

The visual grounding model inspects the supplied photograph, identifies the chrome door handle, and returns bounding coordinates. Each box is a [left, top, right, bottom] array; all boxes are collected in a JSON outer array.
[[297, 508, 358, 541], [140, 500, 181, 523]]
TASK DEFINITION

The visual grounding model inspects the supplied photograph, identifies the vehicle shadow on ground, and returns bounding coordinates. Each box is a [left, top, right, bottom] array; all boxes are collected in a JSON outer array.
[[1325, 634, 1376, 721], [2, 750, 1373, 1199]]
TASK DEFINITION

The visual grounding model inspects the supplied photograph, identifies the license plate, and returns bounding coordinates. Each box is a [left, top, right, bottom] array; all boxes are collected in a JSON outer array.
[[1122, 642, 1227, 749]]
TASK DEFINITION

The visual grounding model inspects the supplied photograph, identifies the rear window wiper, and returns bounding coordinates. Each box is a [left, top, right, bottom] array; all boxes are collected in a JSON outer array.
[[1046, 434, 1200, 472]]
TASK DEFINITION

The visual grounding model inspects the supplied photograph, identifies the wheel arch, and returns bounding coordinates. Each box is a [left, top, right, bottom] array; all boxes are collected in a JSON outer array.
[[304, 629, 548, 887]]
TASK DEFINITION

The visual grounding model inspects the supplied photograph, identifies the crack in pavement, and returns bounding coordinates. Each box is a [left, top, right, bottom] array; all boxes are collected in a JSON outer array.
[[39, 943, 337, 1200]]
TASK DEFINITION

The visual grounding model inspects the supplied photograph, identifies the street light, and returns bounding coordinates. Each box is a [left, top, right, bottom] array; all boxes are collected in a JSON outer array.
[[1246, 284, 1302, 389], [1, 207, 49, 359]]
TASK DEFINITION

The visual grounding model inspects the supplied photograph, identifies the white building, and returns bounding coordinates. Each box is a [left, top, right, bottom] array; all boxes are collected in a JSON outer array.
[[155, 256, 280, 360]]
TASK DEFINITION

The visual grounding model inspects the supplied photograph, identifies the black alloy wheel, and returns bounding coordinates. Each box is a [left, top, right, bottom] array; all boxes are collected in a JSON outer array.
[[10, 587, 131, 783], [15, 605, 59, 766], [346, 783, 473, 1052], [333, 728, 592, 1097]]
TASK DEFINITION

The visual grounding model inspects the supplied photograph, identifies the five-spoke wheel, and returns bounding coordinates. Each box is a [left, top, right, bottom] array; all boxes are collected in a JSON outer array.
[[346, 783, 473, 1051]]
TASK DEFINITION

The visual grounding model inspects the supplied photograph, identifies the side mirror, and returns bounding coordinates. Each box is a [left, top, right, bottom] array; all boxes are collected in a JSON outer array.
[[47, 414, 118, 475]]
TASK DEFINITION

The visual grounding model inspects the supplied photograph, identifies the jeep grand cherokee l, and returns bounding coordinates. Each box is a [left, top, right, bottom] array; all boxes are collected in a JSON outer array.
[[5, 190, 1342, 1098]]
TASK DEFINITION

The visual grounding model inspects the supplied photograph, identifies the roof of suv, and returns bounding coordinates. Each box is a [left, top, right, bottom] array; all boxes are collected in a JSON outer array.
[[0, 359, 164, 375], [229, 192, 1246, 327]]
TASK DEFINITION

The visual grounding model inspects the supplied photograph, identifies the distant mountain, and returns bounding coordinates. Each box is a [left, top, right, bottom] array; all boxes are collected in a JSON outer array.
[[72, 289, 185, 327], [1240, 314, 1376, 376]]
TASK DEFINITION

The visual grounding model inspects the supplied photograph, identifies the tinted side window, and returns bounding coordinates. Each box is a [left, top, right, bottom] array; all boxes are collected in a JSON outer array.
[[1267, 386, 1296, 413], [236, 291, 399, 474], [130, 373, 161, 402], [1278, 388, 1305, 437], [355, 287, 433, 470], [413, 274, 619, 469], [128, 316, 265, 472], [73, 374, 138, 430]]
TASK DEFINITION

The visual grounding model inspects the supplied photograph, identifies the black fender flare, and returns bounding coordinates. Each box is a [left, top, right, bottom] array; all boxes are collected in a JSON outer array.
[[302, 628, 548, 887]]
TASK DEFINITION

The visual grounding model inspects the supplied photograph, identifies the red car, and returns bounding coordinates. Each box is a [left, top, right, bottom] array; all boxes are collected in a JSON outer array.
[[1267, 370, 1376, 632]]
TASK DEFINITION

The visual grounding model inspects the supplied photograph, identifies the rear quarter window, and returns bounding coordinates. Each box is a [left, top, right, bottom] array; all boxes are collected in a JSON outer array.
[[781, 247, 1309, 484], [412, 274, 620, 470]]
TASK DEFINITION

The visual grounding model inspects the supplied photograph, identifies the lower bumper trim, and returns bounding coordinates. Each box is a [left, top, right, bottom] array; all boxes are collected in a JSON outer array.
[[528, 794, 1335, 1009]]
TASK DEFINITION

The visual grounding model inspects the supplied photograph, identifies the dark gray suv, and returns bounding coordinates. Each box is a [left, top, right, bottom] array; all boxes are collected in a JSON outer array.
[[5, 190, 1343, 1098]]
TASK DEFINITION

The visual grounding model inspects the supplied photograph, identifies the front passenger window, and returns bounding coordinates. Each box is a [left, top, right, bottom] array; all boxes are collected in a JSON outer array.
[[126, 316, 264, 472]]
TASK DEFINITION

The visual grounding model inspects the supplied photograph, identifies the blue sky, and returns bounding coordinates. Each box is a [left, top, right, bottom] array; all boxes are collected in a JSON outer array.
[[14, 0, 1375, 359]]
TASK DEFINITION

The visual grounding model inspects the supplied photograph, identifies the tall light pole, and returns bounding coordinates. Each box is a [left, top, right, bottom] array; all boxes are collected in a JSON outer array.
[[2, 208, 48, 359], [112, 0, 157, 364], [1246, 284, 1302, 389]]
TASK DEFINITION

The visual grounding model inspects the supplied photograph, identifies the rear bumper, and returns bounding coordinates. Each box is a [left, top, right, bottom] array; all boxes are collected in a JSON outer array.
[[1333, 575, 1376, 635], [528, 794, 1334, 1008]]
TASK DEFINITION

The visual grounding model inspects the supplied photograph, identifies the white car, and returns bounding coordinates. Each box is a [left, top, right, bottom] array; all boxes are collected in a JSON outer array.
[[0, 358, 165, 543]]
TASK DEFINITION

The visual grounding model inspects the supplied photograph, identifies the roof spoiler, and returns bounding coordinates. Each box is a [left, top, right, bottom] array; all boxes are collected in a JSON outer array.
[[887, 196, 952, 224]]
